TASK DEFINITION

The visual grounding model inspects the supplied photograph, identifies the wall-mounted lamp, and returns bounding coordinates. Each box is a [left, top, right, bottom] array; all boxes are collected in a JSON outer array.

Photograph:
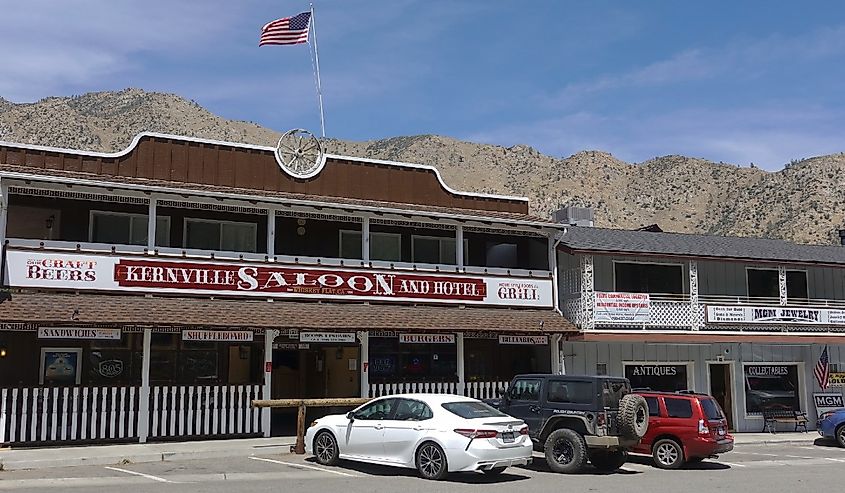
[[45, 214, 55, 229], [296, 226, 306, 236], [71, 309, 80, 321], [0, 345, 7, 358]]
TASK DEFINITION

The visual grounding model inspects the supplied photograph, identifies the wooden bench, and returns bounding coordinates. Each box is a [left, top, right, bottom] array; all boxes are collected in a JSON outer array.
[[761, 406, 808, 433]]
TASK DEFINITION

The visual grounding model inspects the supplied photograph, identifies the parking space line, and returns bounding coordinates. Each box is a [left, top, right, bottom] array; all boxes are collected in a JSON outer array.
[[824, 457, 845, 463], [249, 456, 360, 477], [104, 466, 175, 483], [717, 461, 747, 467]]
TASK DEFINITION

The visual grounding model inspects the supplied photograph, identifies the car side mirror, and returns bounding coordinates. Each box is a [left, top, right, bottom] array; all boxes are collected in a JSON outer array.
[[346, 411, 355, 421]]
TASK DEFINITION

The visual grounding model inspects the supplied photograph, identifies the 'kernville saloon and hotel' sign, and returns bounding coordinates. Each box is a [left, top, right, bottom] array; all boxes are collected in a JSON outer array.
[[8, 250, 554, 308], [707, 305, 845, 325]]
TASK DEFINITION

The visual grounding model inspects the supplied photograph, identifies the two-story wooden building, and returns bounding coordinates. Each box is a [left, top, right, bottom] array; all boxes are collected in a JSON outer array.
[[556, 222, 845, 432], [0, 132, 574, 446]]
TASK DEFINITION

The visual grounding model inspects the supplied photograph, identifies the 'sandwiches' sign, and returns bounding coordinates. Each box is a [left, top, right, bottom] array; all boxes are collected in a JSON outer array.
[[9, 251, 554, 308], [37, 327, 121, 340]]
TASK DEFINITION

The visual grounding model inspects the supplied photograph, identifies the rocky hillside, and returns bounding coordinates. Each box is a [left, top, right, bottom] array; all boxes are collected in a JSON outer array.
[[1, 89, 844, 245]]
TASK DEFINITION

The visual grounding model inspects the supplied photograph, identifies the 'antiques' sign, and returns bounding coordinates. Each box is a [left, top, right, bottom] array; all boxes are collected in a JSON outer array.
[[38, 327, 121, 340], [707, 305, 845, 325], [594, 292, 650, 323], [399, 334, 455, 344], [498, 335, 548, 345], [299, 332, 356, 343], [814, 393, 845, 416], [182, 330, 254, 342], [7, 250, 554, 308]]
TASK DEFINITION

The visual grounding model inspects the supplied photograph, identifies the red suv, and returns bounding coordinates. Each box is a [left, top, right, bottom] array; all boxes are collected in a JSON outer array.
[[632, 391, 734, 469]]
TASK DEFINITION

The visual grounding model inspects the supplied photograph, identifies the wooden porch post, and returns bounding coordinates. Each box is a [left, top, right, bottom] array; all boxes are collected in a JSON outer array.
[[146, 197, 157, 251], [266, 209, 276, 257], [456, 332, 466, 396], [358, 331, 369, 398], [0, 178, 9, 248], [263, 329, 278, 437], [138, 328, 152, 443]]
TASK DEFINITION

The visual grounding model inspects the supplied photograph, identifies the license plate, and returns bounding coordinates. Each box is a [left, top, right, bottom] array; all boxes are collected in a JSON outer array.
[[501, 432, 515, 443]]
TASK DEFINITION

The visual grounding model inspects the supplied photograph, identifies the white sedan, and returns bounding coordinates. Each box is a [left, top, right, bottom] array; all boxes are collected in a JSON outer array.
[[305, 393, 532, 480]]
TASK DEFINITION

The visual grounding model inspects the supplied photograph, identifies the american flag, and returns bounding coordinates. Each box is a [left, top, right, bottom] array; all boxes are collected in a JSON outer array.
[[259, 12, 311, 46], [815, 345, 830, 390]]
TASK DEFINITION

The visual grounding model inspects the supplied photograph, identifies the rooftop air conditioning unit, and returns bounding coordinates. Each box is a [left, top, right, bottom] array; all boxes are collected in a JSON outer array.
[[553, 206, 594, 227]]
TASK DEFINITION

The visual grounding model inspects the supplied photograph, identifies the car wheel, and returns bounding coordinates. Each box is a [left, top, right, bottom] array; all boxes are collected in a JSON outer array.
[[836, 425, 845, 448], [313, 431, 339, 466], [544, 429, 587, 474], [652, 439, 684, 469], [590, 450, 627, 471], [619, 394, 650, 439], [416, 442, 448, 480], [482, 466, 507, 476]]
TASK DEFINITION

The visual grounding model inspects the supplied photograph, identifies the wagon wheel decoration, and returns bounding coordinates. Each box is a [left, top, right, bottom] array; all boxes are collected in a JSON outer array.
[[274, 128, 325, 178]]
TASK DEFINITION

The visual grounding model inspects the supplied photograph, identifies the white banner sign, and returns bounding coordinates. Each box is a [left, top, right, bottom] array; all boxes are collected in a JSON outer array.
[[707, 305, 845, 325], [498, 335, 548, 345], [814, 393, 845, 415], [6, 250, 554, 308], [37, 327, 121, 340], [182, 330, 254, 342], [594, 292, 651, 323], [399, 333, 455, 344], [299, 332, 356, 343]]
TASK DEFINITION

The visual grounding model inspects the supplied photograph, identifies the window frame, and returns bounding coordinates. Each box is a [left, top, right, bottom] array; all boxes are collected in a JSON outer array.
[[410, 234, 469, 265], [663, 396, 694, 419], [391, 398, 434, 421], [339, 229, 403, 262], [183, 217, 258, 252], [745, 267, 809, 300], [88, 210, 171, 246], [612, 259, 685, 295], [507, 377, 542, 402], [741, 362, 805, 418], [353, 397, 397, 420], [622, 361, 693, 392]]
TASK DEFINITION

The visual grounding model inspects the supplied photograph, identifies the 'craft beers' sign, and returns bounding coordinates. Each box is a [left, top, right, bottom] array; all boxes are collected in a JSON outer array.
[[707, 305, 845, 325], [8, 251, 553, 308]]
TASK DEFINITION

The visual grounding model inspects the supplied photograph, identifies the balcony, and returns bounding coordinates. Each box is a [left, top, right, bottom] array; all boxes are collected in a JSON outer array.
[[562, 292, 845, 332]]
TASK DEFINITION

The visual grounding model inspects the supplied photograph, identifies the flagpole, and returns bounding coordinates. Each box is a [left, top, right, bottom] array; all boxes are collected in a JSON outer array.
[[310, 3, 326, 138]]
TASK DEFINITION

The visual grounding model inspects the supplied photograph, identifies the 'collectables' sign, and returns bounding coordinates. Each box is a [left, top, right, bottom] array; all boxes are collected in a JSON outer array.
[[594, 292, 650, 323], [299, 332, 356, 343], [707, 305, 845, 325], [38, 327, 121, 340], [182, 330, 254, 342], [7, 251, 554, 308], [399, 334, 455, 344], [498, 335, 548, 345]]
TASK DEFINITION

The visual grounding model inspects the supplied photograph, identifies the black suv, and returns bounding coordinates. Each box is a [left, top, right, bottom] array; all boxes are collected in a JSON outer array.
[[490, 374, 649, 473]]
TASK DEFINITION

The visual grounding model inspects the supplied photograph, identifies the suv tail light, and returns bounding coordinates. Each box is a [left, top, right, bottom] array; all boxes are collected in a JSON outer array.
[[454, 429, 498, 439], [596, 412, 608, 436], [698, 419, 710, 436]]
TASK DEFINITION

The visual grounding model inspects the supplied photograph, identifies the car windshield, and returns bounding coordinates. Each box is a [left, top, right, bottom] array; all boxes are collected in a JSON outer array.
[[700, 398, 724, 420], [442, 401, 506, 419]]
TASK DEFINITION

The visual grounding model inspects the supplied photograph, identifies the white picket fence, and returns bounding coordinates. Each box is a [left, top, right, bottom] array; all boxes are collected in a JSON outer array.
[[148, 384, 263, 439], [0, 384, 264, 445], [0, 386, 139, 445], [368, 380, 508, 400]]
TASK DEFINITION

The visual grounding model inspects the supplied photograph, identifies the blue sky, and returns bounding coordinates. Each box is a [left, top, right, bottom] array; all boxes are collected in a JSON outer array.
[[2, 1, 844, 169]]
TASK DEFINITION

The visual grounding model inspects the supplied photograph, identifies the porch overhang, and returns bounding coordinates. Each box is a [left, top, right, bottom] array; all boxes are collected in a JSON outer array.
[[571, 331, 845, 344], [0, 291, 576, 334]]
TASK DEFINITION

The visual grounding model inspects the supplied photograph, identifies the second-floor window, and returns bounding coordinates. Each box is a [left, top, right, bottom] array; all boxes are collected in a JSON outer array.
[[614, 261, 683, 294], [747, 268, 808, 299], [184, 218, 257, 252], [90, 211, 171, 246], [411, 235, 467, 265], [339, 230, 401, 261]]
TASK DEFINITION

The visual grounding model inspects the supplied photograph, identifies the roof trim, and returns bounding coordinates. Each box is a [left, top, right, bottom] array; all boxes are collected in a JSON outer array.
[[0, 169, 562, 231], [560, 245, 845, 268], [0, 131, 529, 203]]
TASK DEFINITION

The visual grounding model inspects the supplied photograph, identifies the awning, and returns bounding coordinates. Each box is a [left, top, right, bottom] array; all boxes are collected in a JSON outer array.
[[0, 292, 576, 333]]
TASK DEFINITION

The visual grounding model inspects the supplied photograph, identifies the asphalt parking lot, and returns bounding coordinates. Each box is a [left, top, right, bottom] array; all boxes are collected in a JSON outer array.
[[2, 441, 845, 493]]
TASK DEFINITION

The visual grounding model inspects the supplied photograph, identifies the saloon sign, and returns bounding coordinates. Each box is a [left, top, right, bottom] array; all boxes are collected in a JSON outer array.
[[7, 250, 554, 308], [707, 305, 845, 325]]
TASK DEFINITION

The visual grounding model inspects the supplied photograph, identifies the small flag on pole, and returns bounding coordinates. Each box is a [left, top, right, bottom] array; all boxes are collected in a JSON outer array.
[[259, 12, 311, 46], [815, 345, 830, 390]]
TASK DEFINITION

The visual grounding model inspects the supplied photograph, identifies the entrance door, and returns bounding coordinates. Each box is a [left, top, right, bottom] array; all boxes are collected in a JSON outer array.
[[709, 363, 734, 430]]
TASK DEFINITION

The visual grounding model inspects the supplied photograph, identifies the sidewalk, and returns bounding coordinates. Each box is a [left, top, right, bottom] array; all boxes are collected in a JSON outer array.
[[732, 432, 819, 446], [0, 436, 296, 471]]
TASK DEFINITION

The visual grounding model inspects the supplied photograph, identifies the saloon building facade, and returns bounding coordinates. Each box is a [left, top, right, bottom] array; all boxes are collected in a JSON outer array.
[[0, 132, 574, 446], [556, 222, 845, 432]]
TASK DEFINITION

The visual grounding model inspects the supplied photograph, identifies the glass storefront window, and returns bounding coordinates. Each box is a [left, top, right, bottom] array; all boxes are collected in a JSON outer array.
[[368, 336, 457, 382], [465, 338, 550, 382], [744, 364, 800, 414], [624, 364, 689, 392]]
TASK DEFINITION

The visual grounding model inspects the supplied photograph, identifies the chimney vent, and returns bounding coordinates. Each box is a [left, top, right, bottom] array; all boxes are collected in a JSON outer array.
[[553, 206, 594, 227], [838, 229, 845, 246]]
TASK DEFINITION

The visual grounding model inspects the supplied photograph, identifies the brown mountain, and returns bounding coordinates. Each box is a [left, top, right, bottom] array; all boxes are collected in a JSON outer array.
[[1, 88, 843, 245]]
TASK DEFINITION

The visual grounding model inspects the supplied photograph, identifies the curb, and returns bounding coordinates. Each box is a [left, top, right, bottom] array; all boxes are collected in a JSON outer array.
[[0, 442, 295, 471]]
